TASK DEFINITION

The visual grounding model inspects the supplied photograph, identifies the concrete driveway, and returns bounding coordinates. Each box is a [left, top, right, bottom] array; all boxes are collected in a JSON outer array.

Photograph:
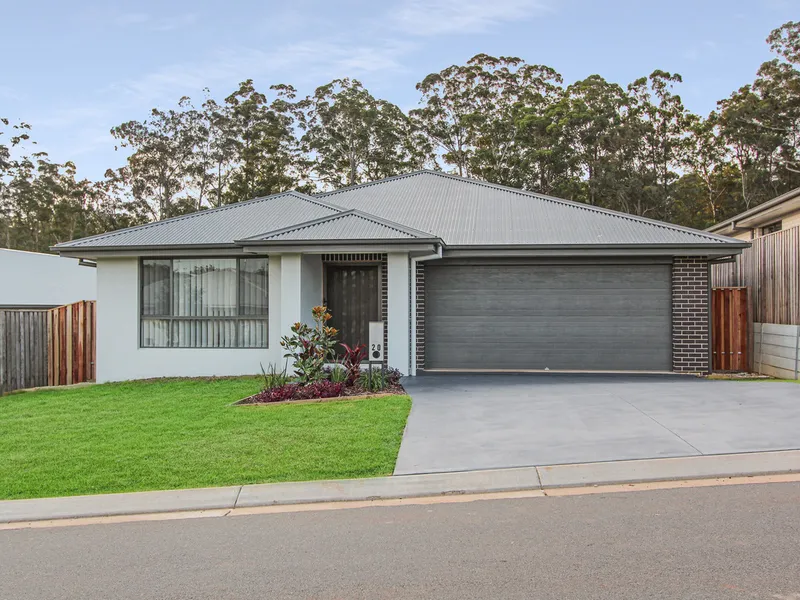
[[395, 374, 800, 475]]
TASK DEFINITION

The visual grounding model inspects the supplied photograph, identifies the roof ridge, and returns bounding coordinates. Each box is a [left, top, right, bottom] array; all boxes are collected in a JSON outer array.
[[314, 171, 430, 198], [240, 209, 437, 242], [56, 191, 343, 248], [320, 169, 733, 244]]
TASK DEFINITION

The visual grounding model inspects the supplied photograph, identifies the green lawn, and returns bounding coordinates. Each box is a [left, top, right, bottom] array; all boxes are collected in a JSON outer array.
[[0, 377, 411, 500]]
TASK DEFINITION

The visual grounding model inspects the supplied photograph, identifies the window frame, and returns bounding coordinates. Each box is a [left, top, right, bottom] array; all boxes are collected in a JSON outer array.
[[761, 220, 782, 236], [138, 256, 269, 349]]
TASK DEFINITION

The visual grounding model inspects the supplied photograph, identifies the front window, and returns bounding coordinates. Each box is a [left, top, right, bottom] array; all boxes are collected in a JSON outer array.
[[140, 257, 268, 348]]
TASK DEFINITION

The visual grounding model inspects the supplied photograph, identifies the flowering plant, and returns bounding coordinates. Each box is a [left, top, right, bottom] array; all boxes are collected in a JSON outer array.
[[280, 306, 338, 384]]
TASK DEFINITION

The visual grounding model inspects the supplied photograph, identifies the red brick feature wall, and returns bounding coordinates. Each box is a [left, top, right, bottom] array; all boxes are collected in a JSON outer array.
[[672, 257, 711, 373], [415, 262, 425, 373]]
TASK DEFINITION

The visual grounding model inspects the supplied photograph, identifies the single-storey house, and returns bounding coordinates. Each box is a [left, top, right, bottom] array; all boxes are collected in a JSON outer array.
[[0, 248, 96, 309], [53, 171, 747, 382]]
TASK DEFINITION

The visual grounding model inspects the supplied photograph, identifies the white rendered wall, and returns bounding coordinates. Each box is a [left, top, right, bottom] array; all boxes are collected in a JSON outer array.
[[95, 252, 414, 382], [0, 249, 96, 307], [301, 254, 323, 323], [279, 254, 302, 339], [387, 252, 411, 375], [96, 257, 282, 383]]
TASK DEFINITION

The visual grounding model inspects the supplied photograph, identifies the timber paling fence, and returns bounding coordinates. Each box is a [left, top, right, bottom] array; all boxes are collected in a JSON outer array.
[[711, 225, 800, 325], [0, 309, 49, 394], [0, 300, 96, 395]]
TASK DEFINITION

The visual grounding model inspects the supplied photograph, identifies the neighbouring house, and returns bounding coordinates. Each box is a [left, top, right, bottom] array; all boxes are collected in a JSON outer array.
[[53, 171, 746, 383], [0, 248, 96, 309], [706, 186, 800, 241], [707, 187, 800, 378]]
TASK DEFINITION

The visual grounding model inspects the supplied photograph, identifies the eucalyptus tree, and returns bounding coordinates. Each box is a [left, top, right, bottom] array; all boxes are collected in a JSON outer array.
[[110, 97, 204, 220], [717, 21, 800, 209], [298, 78, 430, 189], [545, 75, 631, 206], [222, 80, 306, 202], [623, 70, 690, 219]]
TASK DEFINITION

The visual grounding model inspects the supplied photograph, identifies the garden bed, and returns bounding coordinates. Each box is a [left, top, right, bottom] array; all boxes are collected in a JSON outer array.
[[236, 377, 405, 406], [235, 390, 401, 406]]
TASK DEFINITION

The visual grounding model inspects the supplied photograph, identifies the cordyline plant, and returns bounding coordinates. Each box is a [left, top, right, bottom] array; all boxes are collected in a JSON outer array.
[[340, 342, 366, 386], [280, 305, 338, 385]]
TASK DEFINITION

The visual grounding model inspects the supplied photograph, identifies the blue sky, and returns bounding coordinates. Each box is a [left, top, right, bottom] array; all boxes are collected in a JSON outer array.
[[1, 0, 798, 180]]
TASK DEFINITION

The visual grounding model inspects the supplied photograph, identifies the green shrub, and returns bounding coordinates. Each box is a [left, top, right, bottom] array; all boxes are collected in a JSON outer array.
[[280, 306, 339, 385], [359, 368, 387, 392], [327, 365, 348, 384], [260, 362, 291, 390]]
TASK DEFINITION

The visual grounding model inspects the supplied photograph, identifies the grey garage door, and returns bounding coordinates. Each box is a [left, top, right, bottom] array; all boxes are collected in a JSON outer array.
[[425, 263, 672, 371]]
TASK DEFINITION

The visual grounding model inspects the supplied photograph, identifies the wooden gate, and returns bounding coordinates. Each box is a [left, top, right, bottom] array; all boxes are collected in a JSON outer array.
[[711, 288, 749, 371], [47, 300, 96, 386]]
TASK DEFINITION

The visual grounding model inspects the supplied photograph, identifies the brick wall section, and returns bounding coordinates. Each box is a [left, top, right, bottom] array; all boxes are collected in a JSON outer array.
[[380, 255, 388, 367], [415, 262, 425, 373], [672, 257, 710, 373]]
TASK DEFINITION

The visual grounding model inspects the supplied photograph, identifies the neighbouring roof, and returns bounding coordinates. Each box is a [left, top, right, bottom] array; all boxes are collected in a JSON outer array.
[[706, 186, 800, 234], [238, 210, 438, 244], [54, 170, 746, 253]]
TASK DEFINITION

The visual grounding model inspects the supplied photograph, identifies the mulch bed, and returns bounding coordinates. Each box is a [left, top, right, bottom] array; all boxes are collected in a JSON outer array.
[[235, 382, 406, 406]]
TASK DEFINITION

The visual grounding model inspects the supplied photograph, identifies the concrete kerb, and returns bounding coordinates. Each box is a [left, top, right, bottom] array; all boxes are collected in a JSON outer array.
[[2, 450, 799, 524]]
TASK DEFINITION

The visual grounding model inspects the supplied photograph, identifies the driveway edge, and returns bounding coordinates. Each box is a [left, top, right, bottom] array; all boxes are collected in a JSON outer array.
[[2, 450, 799, 524]]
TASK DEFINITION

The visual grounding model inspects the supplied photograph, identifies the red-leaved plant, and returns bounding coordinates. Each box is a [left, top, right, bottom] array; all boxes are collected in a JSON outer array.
[[250, 380, 344, 403], [340, 343, 367, 386]]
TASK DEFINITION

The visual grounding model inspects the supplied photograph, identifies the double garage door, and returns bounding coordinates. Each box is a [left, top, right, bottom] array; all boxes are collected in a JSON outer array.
[[424, 263, 672, 371]]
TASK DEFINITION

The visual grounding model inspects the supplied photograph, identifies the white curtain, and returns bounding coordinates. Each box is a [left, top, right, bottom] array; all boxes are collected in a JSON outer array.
[[141, 258, 268, 348]]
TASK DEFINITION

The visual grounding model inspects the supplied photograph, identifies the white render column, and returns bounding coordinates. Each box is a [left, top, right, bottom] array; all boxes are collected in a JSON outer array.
[[279, 253, 302, 340], [387, 252, 411, 375], [268, 255, 282, 354]]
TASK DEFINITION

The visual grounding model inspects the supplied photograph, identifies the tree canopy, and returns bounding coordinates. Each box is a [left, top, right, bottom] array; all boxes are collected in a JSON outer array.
[[3, 21, 800, 252]]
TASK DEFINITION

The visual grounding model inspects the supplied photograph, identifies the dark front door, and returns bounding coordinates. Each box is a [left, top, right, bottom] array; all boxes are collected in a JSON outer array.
[[325, 265, 380, 354]]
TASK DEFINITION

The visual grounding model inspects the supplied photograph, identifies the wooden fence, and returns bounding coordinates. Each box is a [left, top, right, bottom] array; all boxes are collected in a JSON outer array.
[[754, 323, 800, 380], [711, 288, 749, 371], [0, 300, 96, 394], [0, 309, 49, 394], [48, 300, 96, 386], [712, 225, 800, 325]]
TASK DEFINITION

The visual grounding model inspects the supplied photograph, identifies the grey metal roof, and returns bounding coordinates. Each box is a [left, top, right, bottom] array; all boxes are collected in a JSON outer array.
[[238, 210, 438, 243], [54, 192, 340, 249], [55, 170, 746, 252], [317, 171, 745, 247]]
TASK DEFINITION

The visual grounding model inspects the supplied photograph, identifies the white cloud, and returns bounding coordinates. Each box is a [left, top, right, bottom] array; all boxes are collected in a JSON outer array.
[[390, 0, 551, 36], [107, 39, 416, 105]]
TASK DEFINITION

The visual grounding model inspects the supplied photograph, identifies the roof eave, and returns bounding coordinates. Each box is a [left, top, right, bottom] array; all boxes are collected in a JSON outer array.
[[442, 242, 748, 259], [706, 187, 800, 233]]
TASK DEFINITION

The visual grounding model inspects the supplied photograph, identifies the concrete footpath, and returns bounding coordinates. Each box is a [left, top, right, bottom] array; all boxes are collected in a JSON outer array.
[[2, 450, 799, 524]]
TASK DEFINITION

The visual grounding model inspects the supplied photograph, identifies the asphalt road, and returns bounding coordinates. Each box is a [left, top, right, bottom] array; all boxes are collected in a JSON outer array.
[[2, 482, 800, 599]]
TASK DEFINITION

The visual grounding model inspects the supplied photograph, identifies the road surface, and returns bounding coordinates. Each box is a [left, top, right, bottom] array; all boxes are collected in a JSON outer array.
[[2, 482, 800, 599]]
